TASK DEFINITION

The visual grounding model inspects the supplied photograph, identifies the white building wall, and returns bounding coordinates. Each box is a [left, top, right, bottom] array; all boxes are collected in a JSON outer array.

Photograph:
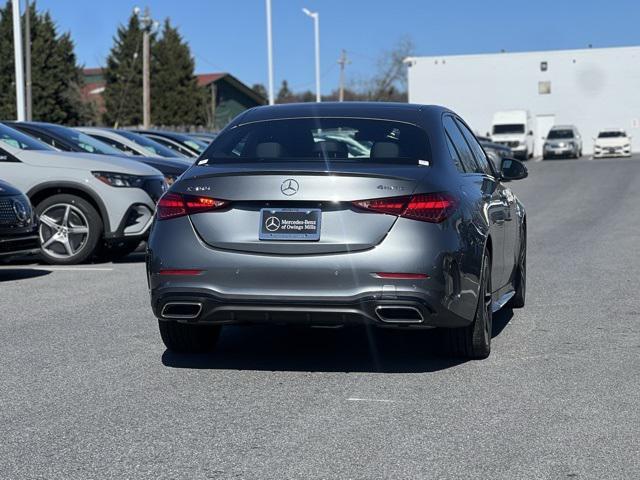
[[407, 46, 640, 154]]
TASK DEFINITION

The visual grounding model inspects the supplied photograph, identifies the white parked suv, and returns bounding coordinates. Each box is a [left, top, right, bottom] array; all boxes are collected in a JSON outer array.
[[593, 129, 632, 158], [0, 123, 166, 264]]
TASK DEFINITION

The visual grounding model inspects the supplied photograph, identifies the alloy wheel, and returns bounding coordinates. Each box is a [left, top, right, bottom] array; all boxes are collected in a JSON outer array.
[[39, 203, 90, 259]]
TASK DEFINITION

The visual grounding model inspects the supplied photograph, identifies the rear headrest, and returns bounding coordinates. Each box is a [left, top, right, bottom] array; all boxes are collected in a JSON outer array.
[[370, 141, 400, 158], [313, 140, 348, 158], [256, 142, 285, 158]]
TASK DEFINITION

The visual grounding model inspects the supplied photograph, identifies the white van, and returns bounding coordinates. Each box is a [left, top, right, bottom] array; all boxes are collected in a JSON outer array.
[[490, 110, 534, 160]]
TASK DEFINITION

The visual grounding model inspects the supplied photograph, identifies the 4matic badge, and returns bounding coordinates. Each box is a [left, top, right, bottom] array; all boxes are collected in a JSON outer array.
[[377, 184, 407, 191]]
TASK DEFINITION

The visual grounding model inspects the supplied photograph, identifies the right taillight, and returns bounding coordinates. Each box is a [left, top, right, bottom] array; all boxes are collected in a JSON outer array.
[[157, 193, 228, 220], [353, 192, 456, 223]]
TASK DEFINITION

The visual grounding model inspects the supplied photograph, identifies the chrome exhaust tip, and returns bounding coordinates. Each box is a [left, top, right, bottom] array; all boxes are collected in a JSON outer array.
[[375, 305, 424, 324], [161, 302, 203, 319]]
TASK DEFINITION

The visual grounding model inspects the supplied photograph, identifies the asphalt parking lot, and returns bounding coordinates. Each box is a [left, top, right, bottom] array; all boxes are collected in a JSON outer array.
[[1, 154, 639, 479]]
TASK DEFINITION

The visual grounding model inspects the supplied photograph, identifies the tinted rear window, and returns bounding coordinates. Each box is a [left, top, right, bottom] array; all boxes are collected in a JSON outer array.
[[202, 118, 430, 164]]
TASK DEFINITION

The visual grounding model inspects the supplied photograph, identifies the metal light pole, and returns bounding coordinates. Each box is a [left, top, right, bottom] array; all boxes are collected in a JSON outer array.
[[136, 7, 156, 128], [302, 8, 320, 102], [11, 0, 25, 121], [265, 0, 274, 105], [24, 0, 32, 120]]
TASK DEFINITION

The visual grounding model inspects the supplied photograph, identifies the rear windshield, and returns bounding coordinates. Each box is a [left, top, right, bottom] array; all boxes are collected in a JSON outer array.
[[493, 124, 525, 134], [547, 129, 574, 139], [201, 118, 430, 164], [0, 123, 52, 151], [598, 131, 626, 138], [116, 130, 186, 158]]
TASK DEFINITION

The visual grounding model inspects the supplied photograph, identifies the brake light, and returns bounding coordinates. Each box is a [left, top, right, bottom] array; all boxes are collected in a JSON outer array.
[[157, 193, 228, 220], [353, 192, 456, 223]]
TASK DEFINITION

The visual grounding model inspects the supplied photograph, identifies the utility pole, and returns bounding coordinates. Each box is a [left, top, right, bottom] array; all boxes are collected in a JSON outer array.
[[265, 0, 274, 105], [302, 8, 321, 102], [11, 0, 25, 121], [337, 49, 350, 102], [137, 7, 156, 128], [24, 0, 32, 120]]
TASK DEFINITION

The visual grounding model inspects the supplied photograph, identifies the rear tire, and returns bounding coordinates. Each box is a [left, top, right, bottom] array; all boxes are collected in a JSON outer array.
[[445, 250, 492, 359], [507, 228, 526, 309], [158, 320, 221, 353]]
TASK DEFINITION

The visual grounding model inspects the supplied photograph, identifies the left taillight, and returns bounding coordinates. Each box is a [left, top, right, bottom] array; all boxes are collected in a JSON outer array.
[[353, 192, 457, 223], [157, 193, 228, 220]]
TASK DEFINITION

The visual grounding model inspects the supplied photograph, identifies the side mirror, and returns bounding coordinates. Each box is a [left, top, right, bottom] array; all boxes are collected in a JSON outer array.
[[500, 158, 528, 181], [528, 130, 534, 136], [542, 136, 546, 140]]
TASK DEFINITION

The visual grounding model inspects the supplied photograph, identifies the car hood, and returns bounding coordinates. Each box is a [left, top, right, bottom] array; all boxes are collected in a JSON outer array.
[[137, 156, 192, 175], [594, 138, 630, 147], [13, 150, 162, 175], [0, 179, 24, 196]]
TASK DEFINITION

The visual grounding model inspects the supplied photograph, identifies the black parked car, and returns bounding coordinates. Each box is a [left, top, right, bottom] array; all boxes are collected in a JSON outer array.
[[5, 122, 190, 185], [477, 135, 514, 170], [0, 179, 39, 261], [131, 130, 209, 158]]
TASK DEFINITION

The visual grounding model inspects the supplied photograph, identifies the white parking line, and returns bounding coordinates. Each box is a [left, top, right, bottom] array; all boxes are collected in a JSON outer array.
[[0, 266, 114, 272], [347, 397, 395, 403]]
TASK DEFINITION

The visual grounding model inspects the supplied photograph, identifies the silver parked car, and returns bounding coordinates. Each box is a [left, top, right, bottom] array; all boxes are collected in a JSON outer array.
[[0, 123, 165, 264], [543, 125, 582, 159], [77, 127, 187, 159], [147, 103, 529, 359]]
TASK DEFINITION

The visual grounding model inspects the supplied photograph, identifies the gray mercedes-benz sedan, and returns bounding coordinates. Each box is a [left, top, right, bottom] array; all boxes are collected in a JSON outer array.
[[147, 103, 528, 359]]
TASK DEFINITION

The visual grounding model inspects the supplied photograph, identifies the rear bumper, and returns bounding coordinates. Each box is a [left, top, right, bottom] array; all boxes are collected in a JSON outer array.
[[147, 214, 482, 329], [151, 289, 471, 329]]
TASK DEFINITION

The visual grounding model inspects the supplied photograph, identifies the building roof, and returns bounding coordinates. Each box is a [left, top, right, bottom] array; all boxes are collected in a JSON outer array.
[[197, 72, 266, 105]]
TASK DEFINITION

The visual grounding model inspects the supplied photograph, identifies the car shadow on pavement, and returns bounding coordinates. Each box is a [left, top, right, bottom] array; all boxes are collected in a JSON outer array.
[[0, 268, 51, 282], [492, 308, 514, 337], [162, 326, 459, 373], [108, 252, 146, 264], [162, 309, 516, 373]]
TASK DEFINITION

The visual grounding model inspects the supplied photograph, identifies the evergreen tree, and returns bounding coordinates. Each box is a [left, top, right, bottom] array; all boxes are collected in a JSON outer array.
[[0, 2, 88, 123], [151, 19, 202, 126], [251, 83, 268, 101], [103, 14, 147, 126], [276, 80, 294, 103]]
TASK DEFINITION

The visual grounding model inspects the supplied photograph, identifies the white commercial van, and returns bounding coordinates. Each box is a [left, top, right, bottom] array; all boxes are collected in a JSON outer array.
[[490, 110, 534, 160]]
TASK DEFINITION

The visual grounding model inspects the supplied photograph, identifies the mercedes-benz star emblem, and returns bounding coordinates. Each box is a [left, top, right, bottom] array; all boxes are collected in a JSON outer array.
[[265, 216, 281, 232], [280, 179, 299, 196], [12, 199, 28, 222]]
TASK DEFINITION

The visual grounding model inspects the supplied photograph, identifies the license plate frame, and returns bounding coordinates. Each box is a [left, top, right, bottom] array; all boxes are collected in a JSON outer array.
[[259, 208, 321, 241]]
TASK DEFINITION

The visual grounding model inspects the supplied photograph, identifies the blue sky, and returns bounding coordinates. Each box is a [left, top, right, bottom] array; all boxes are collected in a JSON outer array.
[[36, 0, 640, 94]]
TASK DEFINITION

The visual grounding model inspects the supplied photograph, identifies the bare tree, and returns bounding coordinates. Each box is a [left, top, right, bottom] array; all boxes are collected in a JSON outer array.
[[364, 36, 415, 102]]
